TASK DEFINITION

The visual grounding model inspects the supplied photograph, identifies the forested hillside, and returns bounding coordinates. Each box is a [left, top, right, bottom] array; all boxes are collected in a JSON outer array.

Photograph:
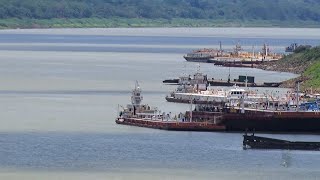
[[0, 0, 320, 28], [260, 46, 320, 90], [1, 0, 320, 21]]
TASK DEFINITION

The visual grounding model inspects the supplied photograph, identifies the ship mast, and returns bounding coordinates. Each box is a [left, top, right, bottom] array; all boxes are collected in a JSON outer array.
[[245, 74, 248, 88], [296, 82, 300, 112], [190, 96, 193, 122], [219, 41, 223, 56], [234, 41, 242, 56], [131, 81, 143, 107], [228, 65, 231, 84], [252, 45, 255, 59]]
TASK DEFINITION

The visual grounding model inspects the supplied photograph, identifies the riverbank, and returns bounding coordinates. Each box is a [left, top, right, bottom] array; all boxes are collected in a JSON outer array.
[[258, 46, 320, 91], [1, 18, 320, 29]]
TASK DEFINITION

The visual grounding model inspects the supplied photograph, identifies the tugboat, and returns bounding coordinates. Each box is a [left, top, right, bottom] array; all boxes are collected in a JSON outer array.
[[117, 81, 158, 122], [115, 81, 226, 131]]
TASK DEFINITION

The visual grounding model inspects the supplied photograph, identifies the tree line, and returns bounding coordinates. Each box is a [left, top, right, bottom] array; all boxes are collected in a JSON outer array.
[[0, 0, 320, 22]]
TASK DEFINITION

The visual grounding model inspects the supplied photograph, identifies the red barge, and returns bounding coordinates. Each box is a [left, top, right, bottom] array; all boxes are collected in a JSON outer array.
[[190, 108, 320, 133], [116, 118, 225, 131]]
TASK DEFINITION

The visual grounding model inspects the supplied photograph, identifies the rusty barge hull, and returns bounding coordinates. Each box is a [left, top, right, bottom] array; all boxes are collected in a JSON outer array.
[[116, 118, 226, 131], [207, 81, 281, 87], [165, 97, 224, 105], [191, 110, 320, 132], [243, 134, 320, 150]]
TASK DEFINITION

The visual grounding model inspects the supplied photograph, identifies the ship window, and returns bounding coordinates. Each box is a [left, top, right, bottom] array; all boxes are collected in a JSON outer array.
[[137, 93, 140, 96]]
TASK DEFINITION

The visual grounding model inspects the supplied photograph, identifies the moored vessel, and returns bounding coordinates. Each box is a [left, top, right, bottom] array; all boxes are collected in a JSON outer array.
[[189, 91, 320, 133], [243, 133, 320, 150], [183, 48, 219, 63], [208, 43, 283, 66], [116, 81, 226, 131], [166, 84, 269, 105], [285, 43, 298, 52], [184, 43, 283, 66]]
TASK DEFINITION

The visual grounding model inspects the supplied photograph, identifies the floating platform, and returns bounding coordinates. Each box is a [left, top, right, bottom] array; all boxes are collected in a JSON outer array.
[[163, 79, 281, 87], [165, 96, 225, 105], [116, 118, 226, 131], [209, 59, 278, 68], [243, 133, 320, 151], [163, 79, 281, 88], [207, 80, 281, 87]]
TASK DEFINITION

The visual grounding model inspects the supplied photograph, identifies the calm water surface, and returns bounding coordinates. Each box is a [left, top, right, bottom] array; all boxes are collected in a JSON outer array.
[[0, 28, 319, 179]]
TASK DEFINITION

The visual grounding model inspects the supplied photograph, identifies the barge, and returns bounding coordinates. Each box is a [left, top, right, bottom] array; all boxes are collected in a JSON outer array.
[[190, 109, 320, 132], [243, 133, 320, 150], [116, 118, 225, 131], [163, 70, 282, 88]]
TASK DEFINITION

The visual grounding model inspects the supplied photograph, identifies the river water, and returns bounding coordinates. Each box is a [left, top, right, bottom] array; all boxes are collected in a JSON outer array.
[[0, 28, 319, 179]]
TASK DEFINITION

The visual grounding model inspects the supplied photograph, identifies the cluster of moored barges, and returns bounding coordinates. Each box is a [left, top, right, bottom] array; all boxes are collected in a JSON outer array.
[[116, 81, 320, 133], [183, 43, 283, 67], [116, 42, 320, 150]]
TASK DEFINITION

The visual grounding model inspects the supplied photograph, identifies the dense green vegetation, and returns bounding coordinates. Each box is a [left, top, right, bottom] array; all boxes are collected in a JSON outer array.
[[264, 46, 320, 90], [2, 18, 319, 29], [301, 47, 320, 89], [0, 0, 320, 28]]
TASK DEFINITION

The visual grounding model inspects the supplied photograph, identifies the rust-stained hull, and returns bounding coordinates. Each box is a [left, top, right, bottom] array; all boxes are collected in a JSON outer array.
[[165, 96, 224, 105], [183, 56, 212, 63], [116, 118, 226, 131], [191, 110, 320, 132], [243, 134, 320, 150]]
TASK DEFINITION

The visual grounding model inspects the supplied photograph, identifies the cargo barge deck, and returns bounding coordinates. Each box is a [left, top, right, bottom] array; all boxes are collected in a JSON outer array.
[[116, 118, 226, 131]]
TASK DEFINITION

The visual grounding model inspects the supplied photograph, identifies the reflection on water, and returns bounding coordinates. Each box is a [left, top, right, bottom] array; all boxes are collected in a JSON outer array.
[[281, 151, 292, 168], [0, 132, 320, 179], [0, 132, 319, 170]]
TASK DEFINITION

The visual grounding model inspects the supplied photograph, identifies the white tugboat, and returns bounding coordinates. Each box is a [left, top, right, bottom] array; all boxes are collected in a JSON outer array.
[[118, 81, 159, 120], [115, 81, 226, 131]]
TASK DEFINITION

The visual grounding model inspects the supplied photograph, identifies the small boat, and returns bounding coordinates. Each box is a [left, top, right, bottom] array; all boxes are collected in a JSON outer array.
[[285, 43, 298, 52], [243, 133, 320, 151]]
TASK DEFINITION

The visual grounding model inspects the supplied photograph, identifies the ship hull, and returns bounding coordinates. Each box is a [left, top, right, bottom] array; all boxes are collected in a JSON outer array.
[[165, 96, 224, 105], [191, 110, 320, 133], [116, 118, 226, 131], [243, 135, 320, 150], [225, 111, 320, 132], [183, 56, 212, 63], [209, 59, 278, 67]]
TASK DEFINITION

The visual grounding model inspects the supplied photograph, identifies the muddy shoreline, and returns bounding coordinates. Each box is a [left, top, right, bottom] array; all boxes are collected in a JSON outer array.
[[257, 61, 304, 89]]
